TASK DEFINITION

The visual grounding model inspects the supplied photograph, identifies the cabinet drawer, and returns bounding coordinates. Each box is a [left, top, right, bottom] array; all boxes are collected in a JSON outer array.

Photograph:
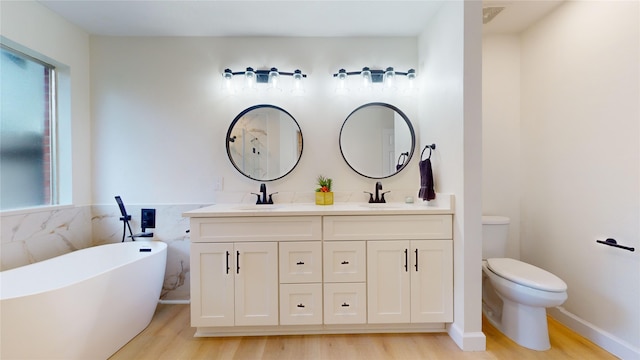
[[323, 241, 366, 283], [279, 241, 322, 283], [191, 216, 322, 242], [280, 283, 323, 325], [323, 283, 366, 324], [323, 215, 452, 241]]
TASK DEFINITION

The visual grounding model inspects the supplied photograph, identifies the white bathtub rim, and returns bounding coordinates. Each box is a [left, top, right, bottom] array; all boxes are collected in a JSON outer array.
[[0, 240, 167, 300]]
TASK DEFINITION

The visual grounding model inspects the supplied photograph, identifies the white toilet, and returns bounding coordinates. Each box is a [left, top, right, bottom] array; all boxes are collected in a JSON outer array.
[[482, 216, 568, 351]]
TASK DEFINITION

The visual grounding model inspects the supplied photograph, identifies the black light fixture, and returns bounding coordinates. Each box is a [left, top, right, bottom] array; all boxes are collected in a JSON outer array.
[[333, 67, 416, 94], [223, 67, 307, 94]]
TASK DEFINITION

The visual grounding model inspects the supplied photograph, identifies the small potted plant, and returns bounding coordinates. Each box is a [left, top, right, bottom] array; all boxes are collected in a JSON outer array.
[[315, 175, 334, 205]]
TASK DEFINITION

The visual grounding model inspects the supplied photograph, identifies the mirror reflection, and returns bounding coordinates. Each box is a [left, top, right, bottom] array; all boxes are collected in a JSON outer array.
[[226, 104, 303, 181], [339, 102, 415, 179]]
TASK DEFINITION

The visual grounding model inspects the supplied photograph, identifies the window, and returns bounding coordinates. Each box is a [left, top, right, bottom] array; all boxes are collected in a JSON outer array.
[[0, 45, 57, 210]]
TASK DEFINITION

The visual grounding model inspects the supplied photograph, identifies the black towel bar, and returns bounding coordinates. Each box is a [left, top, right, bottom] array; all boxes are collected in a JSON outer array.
[[596, 238, 635, 252]]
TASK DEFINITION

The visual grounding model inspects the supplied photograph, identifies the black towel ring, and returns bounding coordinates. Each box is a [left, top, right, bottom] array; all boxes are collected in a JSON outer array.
[[396, 152, 409, 170], [421, 144, 436, 160]]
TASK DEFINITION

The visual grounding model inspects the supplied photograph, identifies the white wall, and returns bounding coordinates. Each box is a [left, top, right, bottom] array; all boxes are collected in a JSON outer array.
[[419, 1, 485, 351], [0, 0, 92, 206], [90, 37, 422, 205], [481, 35, 521, 259], [0, 1, 93, 269], [484, 1, 639, 357]]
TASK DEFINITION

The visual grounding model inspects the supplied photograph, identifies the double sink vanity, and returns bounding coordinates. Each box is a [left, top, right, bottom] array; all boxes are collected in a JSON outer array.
[[183, 196, 454, 337], [184, 101, 453, 336]]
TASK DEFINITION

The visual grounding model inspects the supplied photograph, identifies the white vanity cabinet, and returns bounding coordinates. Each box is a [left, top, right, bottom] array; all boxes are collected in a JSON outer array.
[[323, 214, 453, 325], [367, 240, 453, 323], [185, 202, 454, 337], [189, 216, 322, 329], [190, 242, 279, 327]]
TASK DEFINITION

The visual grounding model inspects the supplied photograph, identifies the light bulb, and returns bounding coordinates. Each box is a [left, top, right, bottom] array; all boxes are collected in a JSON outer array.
[[384, 67, 396, 91], [268, 67, 281, 92], [405, 69, 417, 95], [244, 67, 256, 91], [335, 69, 349, 94], [292, 69, 305, 95], [361, 67, 372, 90], [222, 69, 234, 94]]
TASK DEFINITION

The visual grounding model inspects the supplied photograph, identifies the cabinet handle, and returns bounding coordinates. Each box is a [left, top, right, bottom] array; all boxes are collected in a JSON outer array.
[[225, 251, 230, 274], [297, 303, 305, 308], [296, 261, 305, 265], [341, 302, 350, 307], [236, 250, 240, 274], [404, 249, 408, 272], [341, 260, 349, 265], [415, 248, 419, 271]]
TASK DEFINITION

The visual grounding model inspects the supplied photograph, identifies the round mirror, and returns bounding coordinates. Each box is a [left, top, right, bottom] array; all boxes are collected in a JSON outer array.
[[339, 102, 415, 179], [226, 104, 303, 181]]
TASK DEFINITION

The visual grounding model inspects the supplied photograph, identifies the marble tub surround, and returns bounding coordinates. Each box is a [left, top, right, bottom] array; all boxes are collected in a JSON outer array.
[[0, 206, 92, 271], [91, 204, 203, 301]]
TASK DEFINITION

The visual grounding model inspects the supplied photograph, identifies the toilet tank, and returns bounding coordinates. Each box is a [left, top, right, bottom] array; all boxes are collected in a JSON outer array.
[[482, 216, 510, 259]]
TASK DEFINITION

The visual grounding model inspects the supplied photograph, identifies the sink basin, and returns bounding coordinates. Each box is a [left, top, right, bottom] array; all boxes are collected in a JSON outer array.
[[233, 204, 280, 211]]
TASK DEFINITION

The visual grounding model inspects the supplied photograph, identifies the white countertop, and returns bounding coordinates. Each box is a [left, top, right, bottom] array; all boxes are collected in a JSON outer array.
[[183, 194, 454, 217]]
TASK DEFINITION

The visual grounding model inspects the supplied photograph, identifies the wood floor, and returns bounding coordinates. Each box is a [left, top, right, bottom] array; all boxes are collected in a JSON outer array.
[[109, 304, 617, 359]]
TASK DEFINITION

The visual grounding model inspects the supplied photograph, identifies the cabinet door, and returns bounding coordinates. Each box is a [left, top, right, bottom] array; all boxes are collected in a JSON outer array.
[[410, 240, 453, 323], [367, 240, 411, 324], [234, 242, 279, 326], [190, 243, 235, 327]]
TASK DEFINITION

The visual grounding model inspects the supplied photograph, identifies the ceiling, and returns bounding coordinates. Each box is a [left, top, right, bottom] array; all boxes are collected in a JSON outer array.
[[37, 0, 565, 37]]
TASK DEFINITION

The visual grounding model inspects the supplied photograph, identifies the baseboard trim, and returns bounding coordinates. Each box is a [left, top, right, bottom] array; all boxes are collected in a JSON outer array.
[[447, 323, 487, 351], [548, 306, 640, 359]]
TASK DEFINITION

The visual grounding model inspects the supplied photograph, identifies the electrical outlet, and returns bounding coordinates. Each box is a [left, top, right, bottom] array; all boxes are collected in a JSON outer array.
[[212, 176, 223, 191], [141, 208, 156, 230]]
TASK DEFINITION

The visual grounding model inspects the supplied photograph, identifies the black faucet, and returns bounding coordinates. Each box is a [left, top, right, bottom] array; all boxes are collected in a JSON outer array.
[[251, 183, 276, 204], [365, 181, 390, 203]]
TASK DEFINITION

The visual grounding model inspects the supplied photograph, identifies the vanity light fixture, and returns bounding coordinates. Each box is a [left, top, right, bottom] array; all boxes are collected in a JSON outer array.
[[222, 67, 307, 95], [333, 67, 416, 94]]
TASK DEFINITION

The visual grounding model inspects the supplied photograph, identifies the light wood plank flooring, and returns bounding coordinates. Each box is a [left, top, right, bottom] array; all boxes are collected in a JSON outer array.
[[109, 304, 617, 359]]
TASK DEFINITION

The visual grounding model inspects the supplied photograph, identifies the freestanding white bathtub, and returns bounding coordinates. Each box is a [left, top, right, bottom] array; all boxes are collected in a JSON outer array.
[[0, 241, 167, 360]]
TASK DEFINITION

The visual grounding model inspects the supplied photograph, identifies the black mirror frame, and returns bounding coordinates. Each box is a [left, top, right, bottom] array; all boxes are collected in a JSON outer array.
[[339, 102, 416, 179], [226, 104, 303, 182]]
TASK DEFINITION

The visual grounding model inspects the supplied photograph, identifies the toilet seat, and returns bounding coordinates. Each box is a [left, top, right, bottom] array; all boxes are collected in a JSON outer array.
[[486, 258, 567, 292]]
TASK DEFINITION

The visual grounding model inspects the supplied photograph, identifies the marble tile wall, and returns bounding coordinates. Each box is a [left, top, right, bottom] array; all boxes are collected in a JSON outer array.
[[91, 204, 203, 301], [1, 206, 93, 271], [0, 204, 203, 301]]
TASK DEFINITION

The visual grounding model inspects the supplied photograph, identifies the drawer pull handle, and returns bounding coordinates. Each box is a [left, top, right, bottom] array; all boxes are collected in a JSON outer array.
[[225, 251, 230, 274], [341, 302, 350, 307], [297, 303, 305, 308], [236, 250, 240, 274], [341, 260, 349, 265], [415, 248, 419, 271], [296, 261, 305, 265]]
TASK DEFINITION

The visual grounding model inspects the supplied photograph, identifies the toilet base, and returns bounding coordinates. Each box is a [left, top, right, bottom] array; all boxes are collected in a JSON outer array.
[[501, 300, 550, 351]]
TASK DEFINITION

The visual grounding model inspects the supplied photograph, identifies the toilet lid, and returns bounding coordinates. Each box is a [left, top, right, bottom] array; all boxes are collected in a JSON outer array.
[[486, 258, 567, 292]]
